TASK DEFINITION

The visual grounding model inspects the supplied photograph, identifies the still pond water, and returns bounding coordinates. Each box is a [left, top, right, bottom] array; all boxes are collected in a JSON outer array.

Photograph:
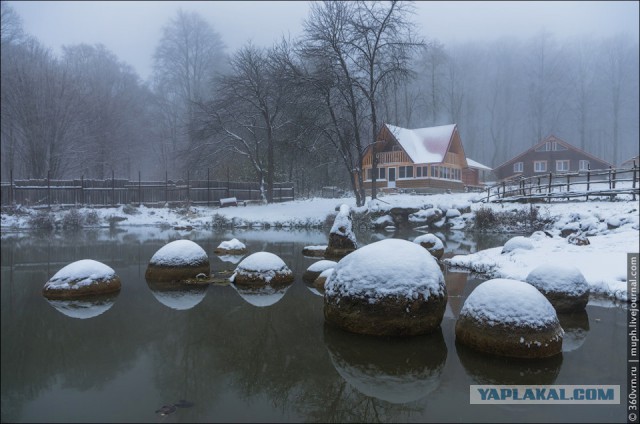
[[0, 227, 627, 423]]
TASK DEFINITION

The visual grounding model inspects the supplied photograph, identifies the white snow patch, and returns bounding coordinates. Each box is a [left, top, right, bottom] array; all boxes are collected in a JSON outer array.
[[44, 259, 116, 291], [307, 260, 338, 273], [330, 204, 357, 246], [501, 236, 534, 254], [460, 278, 559, 328], [216, 238, 246, 251], [526, 264, 589, 296], [235, 252, 292, 283], [325, 238, 445, 301], [413, 234, 444, 250], [149, 240, 208, 266]]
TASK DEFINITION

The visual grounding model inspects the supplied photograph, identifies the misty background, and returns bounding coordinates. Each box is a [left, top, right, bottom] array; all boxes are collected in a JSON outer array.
[[1, 0, 638, 203]]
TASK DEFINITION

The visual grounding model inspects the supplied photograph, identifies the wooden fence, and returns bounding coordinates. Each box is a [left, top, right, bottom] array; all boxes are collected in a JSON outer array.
[[484, 165, 639, 203], [0, 173, 294, 207]]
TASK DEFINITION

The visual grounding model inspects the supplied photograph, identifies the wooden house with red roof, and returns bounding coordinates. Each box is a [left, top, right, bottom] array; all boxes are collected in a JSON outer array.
[[492, 135, 612, 181], [360, 123, 477, 193]]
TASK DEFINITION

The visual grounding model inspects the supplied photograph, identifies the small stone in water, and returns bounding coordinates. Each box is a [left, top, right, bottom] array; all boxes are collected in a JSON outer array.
[[155, 404, 177, 416]]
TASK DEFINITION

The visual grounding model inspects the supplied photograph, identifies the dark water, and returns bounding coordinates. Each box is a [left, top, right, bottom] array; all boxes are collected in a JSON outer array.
[[0, 227, 627, 423]]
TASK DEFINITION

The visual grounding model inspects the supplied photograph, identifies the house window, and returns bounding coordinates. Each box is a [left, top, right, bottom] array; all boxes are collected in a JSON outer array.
[[556, 160, 570, 172], [398, 166, 413, 179], [579, 160, 590, 171], [513, 162, 523, 173], [534, 161, 547, 172], [553, 142, 567, 151], [431, 166, 439, 178], [365, 167, 386, 181]]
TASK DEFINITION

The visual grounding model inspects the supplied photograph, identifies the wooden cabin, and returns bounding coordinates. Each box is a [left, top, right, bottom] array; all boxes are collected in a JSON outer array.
[[621, 155, 640, 169], [360, 123, 470, 193], [462, 158, 493, 188], [492, 135, 612, 181]]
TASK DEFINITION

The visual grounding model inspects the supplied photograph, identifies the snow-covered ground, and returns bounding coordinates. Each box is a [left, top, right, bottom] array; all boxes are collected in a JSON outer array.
[[2, 192, 638, 301]]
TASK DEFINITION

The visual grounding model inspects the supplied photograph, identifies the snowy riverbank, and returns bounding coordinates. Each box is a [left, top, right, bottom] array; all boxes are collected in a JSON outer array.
[[2, 192, 638, 301]]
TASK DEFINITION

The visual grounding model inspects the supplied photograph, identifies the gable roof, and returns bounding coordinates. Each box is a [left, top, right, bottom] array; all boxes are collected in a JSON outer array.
[[466, 158, 492, 171], [385, 123, 457, 164], [494, 134, 613, 170]]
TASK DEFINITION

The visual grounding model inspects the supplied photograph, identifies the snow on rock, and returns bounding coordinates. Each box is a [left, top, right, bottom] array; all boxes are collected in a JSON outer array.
[[314, 267, 335, 293], [43, 259, 121, 299], [525, 264, 590, 312], [215, 238, 246, 251], [324, 238, 447, 336], [446, 208, 461, 219], [446, 230, 633, 301], [373, 214, 394, 229], [501, 236, 534, 254], [455, 278, 563, 358], [302, 245, 328, 257], [413, 233, 445, 259], [149, 239, 208, 267], [232, 251, 294, 285], [303, 259, 337, 284], [408, 208, 442, 224], [326, 204, 357, 259]]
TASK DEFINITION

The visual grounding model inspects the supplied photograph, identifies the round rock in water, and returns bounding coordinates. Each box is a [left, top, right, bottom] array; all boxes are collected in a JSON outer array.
[[214, 238, 248, 255], [232, 252, 294, 286], [501, 236, 534, 254], [525, 264, 590, 312], [42, 259, 121, 299], [145, 240, 210, 282], [413, 233, 445, 259], [455, 278, 563, 358], [324, 238, 447, 336], [303, 260, 337, 284], [313, 268, 335, 293]]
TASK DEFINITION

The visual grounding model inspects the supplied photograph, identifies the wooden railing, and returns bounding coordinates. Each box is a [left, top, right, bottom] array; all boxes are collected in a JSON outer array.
[[484, 164, 639, 203]]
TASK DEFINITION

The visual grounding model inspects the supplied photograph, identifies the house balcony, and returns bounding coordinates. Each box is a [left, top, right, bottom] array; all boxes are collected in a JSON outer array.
[[363, 150, 411, 166]]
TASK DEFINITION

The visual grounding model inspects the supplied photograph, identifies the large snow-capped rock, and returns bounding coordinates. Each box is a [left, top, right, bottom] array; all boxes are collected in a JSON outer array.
[[145, 240, 210, 282], [324, 238, 447, 336], [42, 259, 121, 299], [525, 264, 590, 312], [413, 233, 445, 259], [214, 238, 247, 255], [231, 251, 294, 286], [455, 278, 563, 358], [325, 204, 357, 259], [302, 260, 337, 284]]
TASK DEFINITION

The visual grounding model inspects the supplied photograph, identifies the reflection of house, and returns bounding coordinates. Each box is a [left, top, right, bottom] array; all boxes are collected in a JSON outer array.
[[493, 135, 612, 181], [360, 123, 475, 193]]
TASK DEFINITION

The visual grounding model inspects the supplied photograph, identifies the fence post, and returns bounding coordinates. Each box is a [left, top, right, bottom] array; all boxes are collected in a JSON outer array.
[[207, 167, 210, 207], [608, 166, 612, 190], [547, 172, 552, 203], [138, 171, 142, 207], [165, 171, 168, 205], [9, 168, 13, 205], [47, 170, 51, 209], [187, 170, 190, 203], [226, 167, 230, 198], [501, 181, 505, 199], [486, 187, 490, 202], [111, 169, 115, 206], [586, 164, 590, 201], [537, 177, 541, 194], [81, 175, 84, 205]]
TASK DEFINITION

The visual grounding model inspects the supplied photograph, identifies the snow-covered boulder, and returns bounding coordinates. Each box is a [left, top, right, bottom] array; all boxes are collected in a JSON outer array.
[[372, 214, 395, 230], [302, 260, 337, 284], [231, 252, 294, 286], [567, 233, 590, 246], [324, 324, 446, 403], [501, 236, 534, 254], [446, 208, 461, 219], [214, 238, 247, 255], [314, 268, 335, 293], [42, 259, 121, 299], [413, 233, 445, 259], [324, 238, 447, 336], [325, 204, 357, 259], [455, 279, 563, 358], [408, 207, 443, 225], [525, 264, 590, 312], [302, 244, 328, 257], [145, 240, 210, 282]]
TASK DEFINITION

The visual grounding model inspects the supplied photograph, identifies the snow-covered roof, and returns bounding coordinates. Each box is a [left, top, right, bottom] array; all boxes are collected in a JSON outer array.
[[386, 123, 456, 164], [466, 158, 492, 171]]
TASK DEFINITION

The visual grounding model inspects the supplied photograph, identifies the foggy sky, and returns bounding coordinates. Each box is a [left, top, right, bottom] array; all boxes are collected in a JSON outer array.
[[9, 1, 640, 81]]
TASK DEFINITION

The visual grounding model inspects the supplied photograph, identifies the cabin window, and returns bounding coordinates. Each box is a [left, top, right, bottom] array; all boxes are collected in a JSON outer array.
[[398, 166, 413, 179], [365, 167, 386, 181], [534, 160, 547, 173], [416, 165, 428, 178], [579, 160, 590, 171], [513, 162, 523, 173], [556, 160, 570, 172]]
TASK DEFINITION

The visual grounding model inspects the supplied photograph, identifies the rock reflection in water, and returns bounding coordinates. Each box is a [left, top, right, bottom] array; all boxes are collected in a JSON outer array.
[[456, 341, 563, 385], [146, 281, 208, 311], [558, 310, 590, 352], [230, 282, 292, 307], [324, 325, 447, 404], [217, 254, 246, 264], [45, 293, 118, 319]]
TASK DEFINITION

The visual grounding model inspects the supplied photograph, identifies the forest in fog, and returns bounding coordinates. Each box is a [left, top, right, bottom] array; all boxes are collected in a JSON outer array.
[[1, 1, 638, 202]]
